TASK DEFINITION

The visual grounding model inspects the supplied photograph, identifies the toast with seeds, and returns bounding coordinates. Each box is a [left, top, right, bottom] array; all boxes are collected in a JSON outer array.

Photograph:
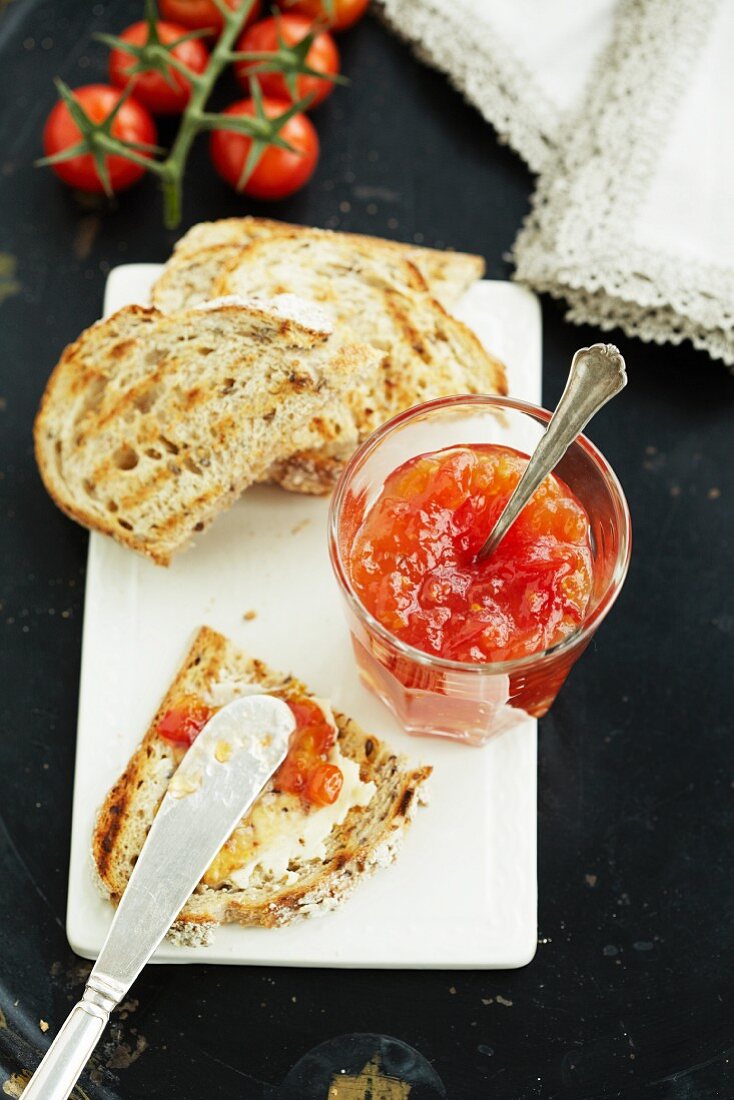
[[34, 295, 382, 565], [92, 627, 431, 944], [212, 230, 507, 493], [151, 215, 485, 313]]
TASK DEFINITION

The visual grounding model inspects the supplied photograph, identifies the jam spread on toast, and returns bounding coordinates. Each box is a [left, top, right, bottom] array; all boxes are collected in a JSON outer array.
[[157, 693, 344, 807]]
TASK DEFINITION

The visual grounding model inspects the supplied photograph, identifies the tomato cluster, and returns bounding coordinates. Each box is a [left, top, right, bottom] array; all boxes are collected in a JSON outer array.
[[42, 0, 368, 200], [156, 693, 343, 808]]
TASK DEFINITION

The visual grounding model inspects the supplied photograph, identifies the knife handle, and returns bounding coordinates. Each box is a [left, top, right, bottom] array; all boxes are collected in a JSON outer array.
[[22, 975, 122, 1100]]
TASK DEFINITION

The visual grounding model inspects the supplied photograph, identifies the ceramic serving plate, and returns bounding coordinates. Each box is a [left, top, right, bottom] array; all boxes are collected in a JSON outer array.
[[66, 263, 541, 969]]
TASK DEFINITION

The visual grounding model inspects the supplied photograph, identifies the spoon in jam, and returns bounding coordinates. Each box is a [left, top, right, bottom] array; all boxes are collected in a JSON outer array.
[[477, 343, 627, 561]]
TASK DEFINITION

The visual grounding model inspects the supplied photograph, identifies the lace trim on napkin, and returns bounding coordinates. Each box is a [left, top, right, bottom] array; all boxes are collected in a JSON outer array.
[[512, 0, 734, 365], [378, 0, 732, 366], [376, 0, 560, 172]]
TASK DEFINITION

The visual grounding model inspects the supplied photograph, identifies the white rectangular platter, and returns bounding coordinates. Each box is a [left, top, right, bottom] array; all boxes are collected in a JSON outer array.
[[66, 263, 541, 969]]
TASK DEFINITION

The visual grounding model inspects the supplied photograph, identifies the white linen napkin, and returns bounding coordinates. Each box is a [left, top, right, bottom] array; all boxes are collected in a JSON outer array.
[[378, 0, 734, 366]]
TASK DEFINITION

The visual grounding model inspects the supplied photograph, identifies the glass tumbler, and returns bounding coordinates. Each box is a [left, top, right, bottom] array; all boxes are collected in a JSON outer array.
[[328, 395, 631, 746]]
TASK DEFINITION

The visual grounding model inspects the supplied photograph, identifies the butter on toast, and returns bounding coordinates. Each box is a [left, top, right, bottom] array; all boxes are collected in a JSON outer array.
[[151, 215, 485, 313], [92, 627, 431, 945], [34, 296, 382, 564]]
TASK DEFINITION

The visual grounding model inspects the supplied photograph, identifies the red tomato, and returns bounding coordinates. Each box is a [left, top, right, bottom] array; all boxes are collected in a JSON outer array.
[[108, 20, 209, 115], [287, 698, 325, 727], [42, 84, 157, 193], [159, 0, 261, 34], [274, 750, 312, 795], [234, 15, 339, 108], [288, 698, 336, 755], [157, 694, 214, 745], [306, 763, 343, 806], [276, 696, 342, 803], [281, 0, 369, 32], [209, 97, 318, 199]]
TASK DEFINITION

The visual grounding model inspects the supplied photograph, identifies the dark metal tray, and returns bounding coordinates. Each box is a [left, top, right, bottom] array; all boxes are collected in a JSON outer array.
[[1, 1, 732, 1095]]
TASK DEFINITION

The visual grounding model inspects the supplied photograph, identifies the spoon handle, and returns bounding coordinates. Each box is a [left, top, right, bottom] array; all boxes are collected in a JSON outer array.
[[477, 343, 627, 561]]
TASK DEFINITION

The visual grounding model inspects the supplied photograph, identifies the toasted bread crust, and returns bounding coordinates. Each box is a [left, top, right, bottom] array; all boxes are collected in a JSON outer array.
[[92, 627, 431, 940], [152, 216, 485, 311]]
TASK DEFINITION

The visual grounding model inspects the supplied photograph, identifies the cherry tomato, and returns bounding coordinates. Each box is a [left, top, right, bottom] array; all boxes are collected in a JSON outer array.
[[275, 696, 342, 803], [209, 96, 319, 199], [108, 20, 209, 115], [234, 14, 339, 108], [293, 727, 328, 757], [281, 0, 369, 32], [274, 750, 312, 795], [42, 84, 157, 193], [288, 699, 336, 755], [306, 763, 343, 806], [159, 0, 261, 34], [157, 694, 214, 745], [287, 698, 324, 727]]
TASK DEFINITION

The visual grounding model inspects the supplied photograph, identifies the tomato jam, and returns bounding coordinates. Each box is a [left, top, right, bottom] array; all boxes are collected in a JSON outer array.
[[157, 693, 343, 807], [156, 694, 213, 746], [347, 444, 593, 664], [274, 698, 343, 806]]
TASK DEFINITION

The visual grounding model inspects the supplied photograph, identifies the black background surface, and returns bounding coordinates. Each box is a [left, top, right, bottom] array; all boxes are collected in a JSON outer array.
[[1, 2, 732, 1097]]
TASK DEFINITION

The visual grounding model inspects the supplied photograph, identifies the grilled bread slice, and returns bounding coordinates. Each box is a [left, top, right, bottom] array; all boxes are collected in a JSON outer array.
[[34, 296, 382, 565], [92, 627, 431, 945], [151, 215, 485, 313], [212, 231, 507, 493]]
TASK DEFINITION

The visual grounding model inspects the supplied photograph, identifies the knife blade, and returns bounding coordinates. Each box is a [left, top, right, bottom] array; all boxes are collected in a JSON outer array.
[[23, 693, 295, 1100]]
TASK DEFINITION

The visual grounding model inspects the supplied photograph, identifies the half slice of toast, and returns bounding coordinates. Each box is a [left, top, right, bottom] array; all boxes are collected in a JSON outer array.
[[151, 216, 485, 312], [92, 627, 431, 945], [213, 231, 507, 493], [34, 296, 382, 564]]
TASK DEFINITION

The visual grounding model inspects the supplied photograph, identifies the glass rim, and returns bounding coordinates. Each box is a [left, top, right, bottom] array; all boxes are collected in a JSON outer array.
[[328, 393, 632, 678]]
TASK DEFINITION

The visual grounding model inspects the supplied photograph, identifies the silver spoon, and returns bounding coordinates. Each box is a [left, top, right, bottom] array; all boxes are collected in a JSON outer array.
[[476, 343, 627, 562]]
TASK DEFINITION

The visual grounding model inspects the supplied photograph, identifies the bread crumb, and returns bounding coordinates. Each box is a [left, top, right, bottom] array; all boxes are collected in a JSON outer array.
[[118, 998, 138, 1019], [3, 1071, 31, 1097], [708, 487, 721, 500], [449, 986, 457, 995], [291, 519, 311, 535], [39, 1019, 49, 1032], [495, 995, 513, 1007], [243, 610, 257, 621], [585, 873, 598, 887]]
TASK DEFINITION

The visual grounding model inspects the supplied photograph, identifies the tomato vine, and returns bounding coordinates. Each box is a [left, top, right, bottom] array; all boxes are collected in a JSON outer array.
[[37, 0, 345, 227]]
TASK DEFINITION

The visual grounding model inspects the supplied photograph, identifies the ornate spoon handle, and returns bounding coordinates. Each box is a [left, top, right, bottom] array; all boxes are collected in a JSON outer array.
[[477, 343, 627, 561]]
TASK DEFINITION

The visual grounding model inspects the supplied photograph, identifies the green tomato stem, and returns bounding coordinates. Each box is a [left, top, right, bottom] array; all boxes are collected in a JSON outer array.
[[158, 0, 257, 228]]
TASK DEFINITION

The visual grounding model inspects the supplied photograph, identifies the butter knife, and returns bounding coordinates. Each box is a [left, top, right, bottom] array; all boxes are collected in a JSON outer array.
[[23, 693, 295, 1100]]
